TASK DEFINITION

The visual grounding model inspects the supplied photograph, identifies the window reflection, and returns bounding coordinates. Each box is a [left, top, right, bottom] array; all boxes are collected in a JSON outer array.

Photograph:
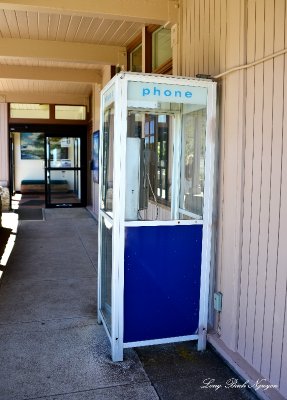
[[101, 106, 114, 215], [179, 107, 207, 219]]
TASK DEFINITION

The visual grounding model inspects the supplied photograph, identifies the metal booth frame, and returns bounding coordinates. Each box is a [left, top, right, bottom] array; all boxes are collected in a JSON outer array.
[[97, 72, 217, 361]]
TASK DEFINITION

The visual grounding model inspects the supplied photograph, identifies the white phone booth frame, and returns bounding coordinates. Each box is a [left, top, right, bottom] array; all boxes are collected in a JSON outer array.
[[98, 72, 217, 361]]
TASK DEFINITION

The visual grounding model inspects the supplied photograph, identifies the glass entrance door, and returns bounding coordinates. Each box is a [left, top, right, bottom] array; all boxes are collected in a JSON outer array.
[[45, 136, 83, 207]]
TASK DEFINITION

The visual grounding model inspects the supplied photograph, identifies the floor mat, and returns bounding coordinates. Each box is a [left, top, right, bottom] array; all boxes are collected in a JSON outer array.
[[16, 208, 44, 220], [20, 200, 45, 206]]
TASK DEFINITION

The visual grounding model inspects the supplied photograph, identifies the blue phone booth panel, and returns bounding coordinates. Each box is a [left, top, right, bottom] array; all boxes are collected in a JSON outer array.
[[124, 224, 202, 343]]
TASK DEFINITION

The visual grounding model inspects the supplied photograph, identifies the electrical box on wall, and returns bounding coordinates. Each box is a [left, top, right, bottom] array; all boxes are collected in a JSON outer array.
[[214, 292, 223, 312]]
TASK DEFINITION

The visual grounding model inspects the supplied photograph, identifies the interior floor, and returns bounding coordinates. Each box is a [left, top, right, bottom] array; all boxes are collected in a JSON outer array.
[[15, 192, 81, 209], [19, 194, 45, 208]]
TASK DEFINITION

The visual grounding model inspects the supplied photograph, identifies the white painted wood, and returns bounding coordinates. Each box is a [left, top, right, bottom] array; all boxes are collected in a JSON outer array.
[[276, 6, 287, 397], [48, 14, 61, 41], [0, 10, 11, 37], [0, 64, 101, 84], [268, 0, 286, 386], [208, 332, 286, 400], [209, 0, 215, 76], [189, 0, 195, 77], [217, 0, 246, 352], [38, 12, 49, 40], [270, 52, 287, 387], [214, 0, 220, 74], [98, 20, 122, 45], [75, 16, 94, 42], [0, 0, 172, 26], [5, 10, 20, 38], [243, 0, 265, 366], [260, 0, 284, 381], [0, 103, 9, 185], [65, 15, 83, 42], [252, 0, 275, 372], [194, 0, 200, 75], [198, 0, 204, 74], [0, 37, 126, 66], [26, 11, 38, 40], [0, 2, 148, 105], [181, 0, 187, 75], [237, 0, 254, 358], [203, 0, 210, 74], [219, 0, 227, 74], [15, 11, 29, 39]]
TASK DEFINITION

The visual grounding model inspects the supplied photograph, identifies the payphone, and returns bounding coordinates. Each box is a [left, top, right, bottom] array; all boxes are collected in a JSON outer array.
[[98, 72, 217, 361]]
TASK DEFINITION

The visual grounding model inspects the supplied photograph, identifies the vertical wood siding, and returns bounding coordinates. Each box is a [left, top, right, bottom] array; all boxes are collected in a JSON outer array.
[[180, 0, 287, 397], [0, 103, 9, 185]]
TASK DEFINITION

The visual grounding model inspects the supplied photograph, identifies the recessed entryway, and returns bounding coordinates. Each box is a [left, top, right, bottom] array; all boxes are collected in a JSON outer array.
[[9, 124, 87, 209]]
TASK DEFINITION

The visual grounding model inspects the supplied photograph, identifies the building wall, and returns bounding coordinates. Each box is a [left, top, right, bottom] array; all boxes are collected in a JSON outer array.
[[0, 103, 9, 187], [179, 0, 287, 397]]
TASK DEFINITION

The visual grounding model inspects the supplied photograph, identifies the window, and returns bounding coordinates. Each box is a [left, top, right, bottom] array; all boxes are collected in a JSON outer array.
[[101, 106, 115, 214], [55, 105, 86, 120], [152, 27, 172, 72], [9, 104, 87, 121], [10, 103, 49, 119], [179, 107, 207, 218], [129, 44, 142, 72], [127, 25, 172, 75]]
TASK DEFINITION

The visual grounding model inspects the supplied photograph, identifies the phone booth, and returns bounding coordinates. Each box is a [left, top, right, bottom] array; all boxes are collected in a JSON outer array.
[[98, 72, 217, 361]]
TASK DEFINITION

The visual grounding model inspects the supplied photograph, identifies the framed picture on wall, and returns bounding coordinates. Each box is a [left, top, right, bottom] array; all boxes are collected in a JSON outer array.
[[20, 132, 45, 160], [92, 130, 100, 183]]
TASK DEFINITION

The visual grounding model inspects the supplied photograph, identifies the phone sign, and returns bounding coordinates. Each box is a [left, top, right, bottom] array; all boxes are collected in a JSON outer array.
[[128, 81, 207, 105]]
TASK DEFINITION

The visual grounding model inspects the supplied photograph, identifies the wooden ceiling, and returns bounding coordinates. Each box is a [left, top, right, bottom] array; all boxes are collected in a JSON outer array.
[[0, 0, 177, 104]]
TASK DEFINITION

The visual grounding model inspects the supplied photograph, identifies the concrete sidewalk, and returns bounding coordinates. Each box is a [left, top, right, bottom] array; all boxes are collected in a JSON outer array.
[[0, 208, 258, 400]]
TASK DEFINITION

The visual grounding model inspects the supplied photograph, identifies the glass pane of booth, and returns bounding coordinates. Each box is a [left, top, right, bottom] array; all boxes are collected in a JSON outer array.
[[100, 217, 113, 333], [126, 81, 208, 222], [101, 106, 114, 215], [125, 112, 173, 221], [179, 106, 207, 219]]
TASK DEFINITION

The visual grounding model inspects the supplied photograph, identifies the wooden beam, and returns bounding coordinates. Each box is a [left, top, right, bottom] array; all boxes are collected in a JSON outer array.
[[0, 64, 102, 84], [0, 0, 179, 24], [0, 38, 126, 66], [3, 92, 90, 106]]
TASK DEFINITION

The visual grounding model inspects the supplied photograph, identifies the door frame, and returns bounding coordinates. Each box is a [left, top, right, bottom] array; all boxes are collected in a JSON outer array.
[[8, 124, 87, 208]]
